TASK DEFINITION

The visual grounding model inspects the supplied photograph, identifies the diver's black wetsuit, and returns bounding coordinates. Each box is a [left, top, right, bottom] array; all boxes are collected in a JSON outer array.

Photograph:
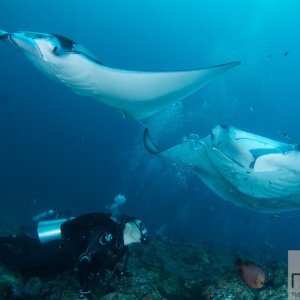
[[0, 213, 128, 293]]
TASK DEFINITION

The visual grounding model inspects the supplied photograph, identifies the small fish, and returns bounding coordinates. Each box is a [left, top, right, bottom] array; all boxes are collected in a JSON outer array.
[[278, 131, 292, 139], [236, 258, 265, 289], [284, 51, 289, 56], [264, 241, 274, 249]]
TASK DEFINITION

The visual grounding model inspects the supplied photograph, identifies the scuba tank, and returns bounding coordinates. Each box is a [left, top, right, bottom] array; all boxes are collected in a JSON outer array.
[[37, 217, 74, 244], [33, 209, 74, 244]]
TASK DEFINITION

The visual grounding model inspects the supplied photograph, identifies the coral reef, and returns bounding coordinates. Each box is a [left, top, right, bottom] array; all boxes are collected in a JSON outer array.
[[0, 236, 288, 299]]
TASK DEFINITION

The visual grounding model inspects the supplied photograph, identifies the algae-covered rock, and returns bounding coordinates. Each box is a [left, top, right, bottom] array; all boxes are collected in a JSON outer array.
[[0, 237, 288, 299]]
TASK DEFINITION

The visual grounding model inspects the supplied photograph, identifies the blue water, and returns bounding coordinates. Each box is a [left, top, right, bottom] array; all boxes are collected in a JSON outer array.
[[1, 0, 300, 262]]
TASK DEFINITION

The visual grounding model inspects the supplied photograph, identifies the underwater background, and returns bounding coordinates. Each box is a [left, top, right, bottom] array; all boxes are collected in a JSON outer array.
[[0, 0, 299, 263]]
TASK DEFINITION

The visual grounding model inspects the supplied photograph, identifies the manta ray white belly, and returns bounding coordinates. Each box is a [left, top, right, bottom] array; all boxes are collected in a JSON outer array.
[[0, 29, 240, 120]]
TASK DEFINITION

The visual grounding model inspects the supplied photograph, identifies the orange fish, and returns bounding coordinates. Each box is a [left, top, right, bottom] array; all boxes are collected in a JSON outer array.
[[236, 258, 265, 289]]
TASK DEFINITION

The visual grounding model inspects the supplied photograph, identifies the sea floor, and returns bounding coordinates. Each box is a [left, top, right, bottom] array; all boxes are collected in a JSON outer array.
[[0, 233, 288, 300]]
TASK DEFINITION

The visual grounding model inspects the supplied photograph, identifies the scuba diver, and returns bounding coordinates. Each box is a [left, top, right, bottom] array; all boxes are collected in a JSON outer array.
[[0, 212, 149, 299]]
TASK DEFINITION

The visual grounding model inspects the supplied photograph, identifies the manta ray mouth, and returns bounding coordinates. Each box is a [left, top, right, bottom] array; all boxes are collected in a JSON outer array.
[[7, 32, 44, 59]]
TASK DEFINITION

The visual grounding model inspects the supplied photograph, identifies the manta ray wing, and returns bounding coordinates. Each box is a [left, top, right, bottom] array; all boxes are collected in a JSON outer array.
[[143, 126, 300, 213], [143, 128, 237, 205], [0, 29, 240, 120]]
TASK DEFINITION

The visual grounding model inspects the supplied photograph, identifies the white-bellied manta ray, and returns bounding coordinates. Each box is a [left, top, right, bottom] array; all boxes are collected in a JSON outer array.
[[143, 125, 300, 213], [0, 29, 240, 120]]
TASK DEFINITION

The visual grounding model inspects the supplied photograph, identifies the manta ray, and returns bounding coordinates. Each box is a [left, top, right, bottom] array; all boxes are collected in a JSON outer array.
[[143, 125, 300, 213], [0, 29, 240, 120]]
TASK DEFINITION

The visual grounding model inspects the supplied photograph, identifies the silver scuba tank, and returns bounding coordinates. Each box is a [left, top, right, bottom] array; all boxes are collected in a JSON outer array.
[[37, 217, 74, 244]]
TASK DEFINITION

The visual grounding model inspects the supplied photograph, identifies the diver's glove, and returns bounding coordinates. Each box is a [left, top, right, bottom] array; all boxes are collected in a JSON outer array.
[[79, 289, 92, 299]]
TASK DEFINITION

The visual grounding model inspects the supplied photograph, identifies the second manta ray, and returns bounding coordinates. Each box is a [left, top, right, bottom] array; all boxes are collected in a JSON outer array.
[[143, 125, 300, 213], [0, 29, 240, 120]]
